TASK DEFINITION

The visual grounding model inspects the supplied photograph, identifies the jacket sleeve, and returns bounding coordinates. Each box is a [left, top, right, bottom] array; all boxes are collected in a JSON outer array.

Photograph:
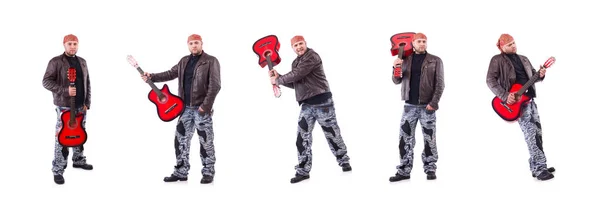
[[42, 59, 68, 97], [277, 72, 294, 89], [428, 58, 445, 110], [486, 57, 509, 102], [200, 58, 221, 112], [151, 63, 179, 82], [86, 72, 91, 109], [277, 54, 320, 85]]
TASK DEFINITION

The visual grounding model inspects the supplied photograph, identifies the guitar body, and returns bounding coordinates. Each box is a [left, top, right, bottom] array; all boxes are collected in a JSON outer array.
[[390, 32, 415, 58], [57, 111, 88, 147], [148, 84, 184, 122], [252, 35, 281, 68], [491, 83, 532, 121]]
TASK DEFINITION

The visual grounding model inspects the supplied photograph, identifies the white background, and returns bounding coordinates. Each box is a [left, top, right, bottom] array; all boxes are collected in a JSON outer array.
[[1, 0, 598, 206]]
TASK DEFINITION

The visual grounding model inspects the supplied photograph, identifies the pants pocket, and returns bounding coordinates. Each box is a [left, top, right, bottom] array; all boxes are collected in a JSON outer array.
[[425, 109, 435, 115]]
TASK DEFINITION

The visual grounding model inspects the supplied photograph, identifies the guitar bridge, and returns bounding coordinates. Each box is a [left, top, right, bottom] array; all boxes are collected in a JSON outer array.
[[165, 103, 178, 114], [501, 102, 513, 113], [65, 135, 80, 139]]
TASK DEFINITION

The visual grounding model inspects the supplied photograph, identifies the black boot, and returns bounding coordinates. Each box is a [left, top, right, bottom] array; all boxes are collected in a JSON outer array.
[[389, 173, 410, 182], [532, 167, 555, 177], [54, 174, 65, 185], [536, 170, 554, 181], [73, 163, 93, 170], [426, 171, 437, 180], [341, 163, 352, 172], [163, 174, 188, 182], [290, 174, 310, 184], [200, 175, 213, 184]]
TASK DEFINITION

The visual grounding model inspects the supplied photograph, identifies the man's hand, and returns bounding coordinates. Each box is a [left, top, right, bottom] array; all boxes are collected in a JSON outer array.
[[507, 92, 518, 105], [141, 72, 151, 82], [539, 68, 546, 78], [69, 86, 76, 96], [426, 104, 434, 111], [394, 58, 403, 66], [269, 69, 279, 85]]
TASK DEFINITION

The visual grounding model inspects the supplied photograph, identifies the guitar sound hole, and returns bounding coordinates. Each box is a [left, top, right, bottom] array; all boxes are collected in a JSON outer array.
[[264, 50, 272, 57], [68, 122, 78, 129], [158, 95, 168, 103]]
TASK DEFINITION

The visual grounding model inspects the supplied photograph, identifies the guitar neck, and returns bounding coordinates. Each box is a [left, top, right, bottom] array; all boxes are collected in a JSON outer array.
[[266, 54, 274, 70], [396, 44, 405, 71], [397, 44, 405, 59], [136, 66, 164, 97], [516, 71, 540, 96], [69, 84, 76, 122]]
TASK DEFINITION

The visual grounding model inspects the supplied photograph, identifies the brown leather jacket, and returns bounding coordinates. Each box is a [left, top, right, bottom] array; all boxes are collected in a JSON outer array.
[[486, 53, 543, 102], [42, 53, 91, 109], [392, 52, 445, 110], [150, 52, 221, 112], [276, 48, 330, 102]]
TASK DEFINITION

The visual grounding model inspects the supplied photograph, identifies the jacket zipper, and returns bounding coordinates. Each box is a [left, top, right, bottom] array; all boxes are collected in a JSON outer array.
[[189, 58, 198, 107]]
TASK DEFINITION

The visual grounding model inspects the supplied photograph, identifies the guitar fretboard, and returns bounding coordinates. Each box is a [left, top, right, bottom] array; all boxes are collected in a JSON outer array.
[[266, 54, 274, 70], [516, 71, 540, 96], [136, 67, 164, 98]]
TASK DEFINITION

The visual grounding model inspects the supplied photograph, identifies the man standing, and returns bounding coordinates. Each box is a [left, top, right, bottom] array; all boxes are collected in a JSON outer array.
[[142, 34, 221, 184], [270, 35, 352, 184], [486, 33, 555, 181], [389, 33, 444, 182], [43, 34, 94, 185]]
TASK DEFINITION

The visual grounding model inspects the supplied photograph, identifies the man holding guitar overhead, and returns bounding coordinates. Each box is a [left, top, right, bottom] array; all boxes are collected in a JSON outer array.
[[141, 34, 221, 184], [269, 35, 352, 184], [486, 34, 555, 181], [389, 33, 444, 182], [42, 34, 93, 185]]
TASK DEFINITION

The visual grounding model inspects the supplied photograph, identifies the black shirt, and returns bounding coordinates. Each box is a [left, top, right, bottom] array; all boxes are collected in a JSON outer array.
[[183, 53, 201, 105], [407, 52, 426, 104], [65, 54, 85, 108]]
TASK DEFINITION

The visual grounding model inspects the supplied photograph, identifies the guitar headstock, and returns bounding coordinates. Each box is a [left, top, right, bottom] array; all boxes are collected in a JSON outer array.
[[126, 55, 139, 68], [542, 56, 556, 69], [67, 67, 76, 83]]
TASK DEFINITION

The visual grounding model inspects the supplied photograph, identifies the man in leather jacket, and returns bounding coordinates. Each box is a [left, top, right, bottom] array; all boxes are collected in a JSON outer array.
[[389, 33, 445, 182], [142, 34, 221, 184], [270, 35, 352, 184], [42, 34, 94, 185], [486, 33, 555, 181]]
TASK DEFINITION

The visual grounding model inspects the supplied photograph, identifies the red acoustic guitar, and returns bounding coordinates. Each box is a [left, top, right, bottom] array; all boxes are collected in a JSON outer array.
[[390, 32, 415, 77], [390, 32, 415, 58], [57, 67, 88, 147], [252, 35, 282, 98], [127, 55, 184, 122], [491, 56, 556, 121]]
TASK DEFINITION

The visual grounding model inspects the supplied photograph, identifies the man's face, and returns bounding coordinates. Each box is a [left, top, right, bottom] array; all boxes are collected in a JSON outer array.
[[292, 41, 307, 56], [63, 41, 78, 56], [413, 38, 427, 54], [502, 40, 517, 54], [188, 40, 203, 55]]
